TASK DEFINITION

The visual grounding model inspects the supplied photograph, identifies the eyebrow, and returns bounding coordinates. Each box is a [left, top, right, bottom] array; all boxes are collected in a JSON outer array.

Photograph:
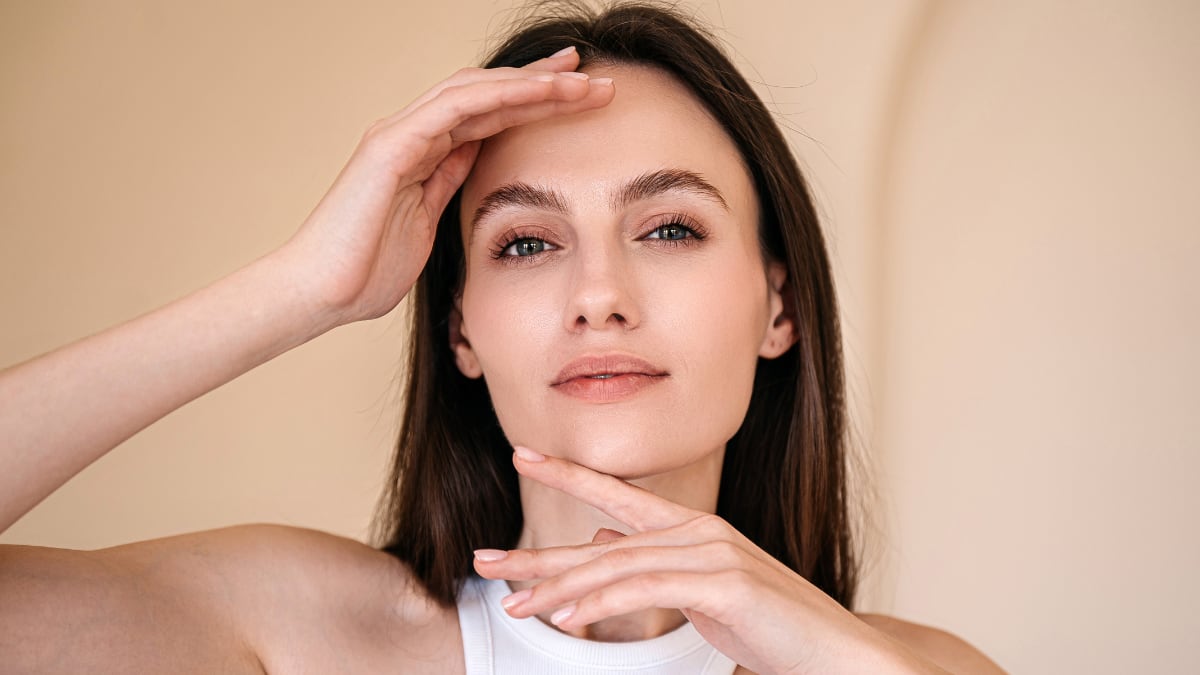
[[469, 168, 729, 233]]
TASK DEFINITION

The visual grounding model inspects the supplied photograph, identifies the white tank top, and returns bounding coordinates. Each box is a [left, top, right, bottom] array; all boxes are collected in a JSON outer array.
[[457, 575, 738, 674]]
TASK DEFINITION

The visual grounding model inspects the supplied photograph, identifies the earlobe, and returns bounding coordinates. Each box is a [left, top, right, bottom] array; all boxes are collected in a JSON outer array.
[[759, 261, 798, 359], [449, 299, 484, 379]]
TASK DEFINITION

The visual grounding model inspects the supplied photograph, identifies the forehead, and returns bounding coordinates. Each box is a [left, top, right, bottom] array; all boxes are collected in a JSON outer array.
[[460, 63, 757, 224]]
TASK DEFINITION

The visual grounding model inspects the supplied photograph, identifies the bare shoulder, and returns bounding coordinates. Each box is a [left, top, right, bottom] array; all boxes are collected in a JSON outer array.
[[126, 523, 465, 674], [0, 523, 462, 674], [856, 613, 1007, 674]]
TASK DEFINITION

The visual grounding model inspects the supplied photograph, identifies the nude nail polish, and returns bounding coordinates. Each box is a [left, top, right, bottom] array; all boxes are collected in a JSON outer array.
[[474, 549, 508, 562], [550, 605, 575, 626], [501, 589, 531, 610]]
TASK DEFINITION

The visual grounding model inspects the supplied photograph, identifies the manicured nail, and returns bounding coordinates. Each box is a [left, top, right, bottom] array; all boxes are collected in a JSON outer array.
[[590, 77, 614, 87], [550, 45, 576, 58], [560, 71, 589, 80], [501, 588, 532, 610], [513, 446, 546, 463], [550, 605, 576, 626], [474, 548, 508, 562]]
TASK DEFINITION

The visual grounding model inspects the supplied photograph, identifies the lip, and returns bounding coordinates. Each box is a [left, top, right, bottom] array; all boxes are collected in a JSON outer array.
[[550, 354, 669, 403]]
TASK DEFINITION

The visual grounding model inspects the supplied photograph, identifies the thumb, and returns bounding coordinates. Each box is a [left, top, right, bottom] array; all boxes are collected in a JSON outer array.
[[422, 140, 481, 218]]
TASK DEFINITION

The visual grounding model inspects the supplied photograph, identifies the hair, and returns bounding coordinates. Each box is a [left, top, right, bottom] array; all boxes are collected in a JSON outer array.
[[373, 0, 856, 610]]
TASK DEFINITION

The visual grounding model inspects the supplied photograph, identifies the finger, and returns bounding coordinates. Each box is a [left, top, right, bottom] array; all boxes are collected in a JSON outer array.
[[447, 80, 614, 143], [378, 58, 584, 128], [549, 570, 747, 631], [403, 42, 585, 123], [395, 74, 596, 147], [421, 140, 480, 218], [498, 540, 745, 620], [520, 44, 581, 72], [399, 76, 609, 194], [513, 447, 693, 531], [475, 517, 741, 581]]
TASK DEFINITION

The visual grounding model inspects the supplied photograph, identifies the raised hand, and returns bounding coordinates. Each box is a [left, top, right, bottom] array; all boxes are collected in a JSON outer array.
[[0, 49, 613, 534], [280, 47, 614, 326], [473, 447, 948, 675]]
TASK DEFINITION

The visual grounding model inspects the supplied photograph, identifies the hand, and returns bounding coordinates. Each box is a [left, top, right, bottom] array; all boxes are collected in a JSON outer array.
[[473, 447, 943, 675], [279, 48, 613, 327]]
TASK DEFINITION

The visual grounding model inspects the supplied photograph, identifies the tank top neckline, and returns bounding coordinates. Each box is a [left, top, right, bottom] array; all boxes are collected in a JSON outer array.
[[459, 575, 737, 672]]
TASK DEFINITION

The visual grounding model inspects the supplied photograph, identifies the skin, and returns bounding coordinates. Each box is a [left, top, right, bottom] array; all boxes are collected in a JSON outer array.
[[0, 48, 1005, 673], [452, 61, 793, 642]]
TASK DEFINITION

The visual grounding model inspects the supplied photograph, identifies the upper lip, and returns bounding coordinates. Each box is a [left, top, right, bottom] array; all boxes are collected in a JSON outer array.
[[551, 354, 669, 386]]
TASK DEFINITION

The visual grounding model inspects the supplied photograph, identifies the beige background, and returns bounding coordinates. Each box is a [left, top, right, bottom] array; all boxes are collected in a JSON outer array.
[[2, 1, 1197, 672]]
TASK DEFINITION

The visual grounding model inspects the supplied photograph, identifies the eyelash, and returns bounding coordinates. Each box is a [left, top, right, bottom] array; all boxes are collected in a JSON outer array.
[[642, 213, 709, 247], [489, 228, 558, 263], [489, 214, 709, 263]]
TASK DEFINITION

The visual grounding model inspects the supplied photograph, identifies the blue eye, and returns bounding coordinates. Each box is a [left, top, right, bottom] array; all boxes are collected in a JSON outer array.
[[501, 237, 556, 257], [645, 223, 695, 241], [640, 217, 708, 249]]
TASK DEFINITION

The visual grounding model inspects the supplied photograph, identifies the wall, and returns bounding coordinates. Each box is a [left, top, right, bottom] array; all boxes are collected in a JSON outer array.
[[2, 1, 1196, 672]]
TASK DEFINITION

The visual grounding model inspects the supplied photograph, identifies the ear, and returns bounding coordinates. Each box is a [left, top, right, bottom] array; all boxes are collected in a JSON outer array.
[[758, 260, 798, 359], [449, 296, 484, 379]]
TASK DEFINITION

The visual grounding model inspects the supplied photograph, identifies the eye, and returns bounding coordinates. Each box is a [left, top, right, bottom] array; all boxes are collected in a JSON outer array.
[[644, 222, 698, 241], [500, 237, 557, 257]]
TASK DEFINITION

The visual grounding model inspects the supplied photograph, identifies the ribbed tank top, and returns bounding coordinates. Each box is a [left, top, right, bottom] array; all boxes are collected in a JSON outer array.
[[457, 575, 737, 674]]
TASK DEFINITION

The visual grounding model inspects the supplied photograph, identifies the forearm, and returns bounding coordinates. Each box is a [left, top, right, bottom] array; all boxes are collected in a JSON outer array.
[[0, 250, 338, 533], [0, 51, 609, 536]]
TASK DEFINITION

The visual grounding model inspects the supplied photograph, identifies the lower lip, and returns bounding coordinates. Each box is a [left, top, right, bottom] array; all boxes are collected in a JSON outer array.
[[552, 374, 667, 403]]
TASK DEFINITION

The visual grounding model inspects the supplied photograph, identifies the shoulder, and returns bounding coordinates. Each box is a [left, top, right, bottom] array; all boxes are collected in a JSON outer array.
[[200, 524, 463, 672], [856, 613, 1007, 674], [100, 523, 426, 617], [103, 523, 463, 673]]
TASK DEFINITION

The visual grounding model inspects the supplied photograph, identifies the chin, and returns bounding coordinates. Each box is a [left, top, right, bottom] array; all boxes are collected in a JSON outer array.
[[512, 418, 733, 481]]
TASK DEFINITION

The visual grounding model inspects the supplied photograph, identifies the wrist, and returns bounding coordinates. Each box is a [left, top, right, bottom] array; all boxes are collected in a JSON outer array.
[[256, 242, 355, 339]]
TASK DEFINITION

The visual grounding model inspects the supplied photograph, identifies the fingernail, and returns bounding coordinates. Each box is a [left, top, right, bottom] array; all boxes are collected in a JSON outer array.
[[550, 605, 575, 626], [513, 446, 546, 463], [560, 71, 589, 80], [501, 588, 532, 610], [550, 45, 576, 58], [474, 548, 508, 562], [590, 77, 614, 87]]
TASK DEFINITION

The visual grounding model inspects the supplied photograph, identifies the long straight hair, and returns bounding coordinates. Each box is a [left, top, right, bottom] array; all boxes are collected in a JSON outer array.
[[374, 1, 856, 609]]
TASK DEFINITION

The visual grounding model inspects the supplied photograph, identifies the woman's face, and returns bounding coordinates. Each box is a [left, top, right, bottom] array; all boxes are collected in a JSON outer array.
[[454, 63, 793, 479]]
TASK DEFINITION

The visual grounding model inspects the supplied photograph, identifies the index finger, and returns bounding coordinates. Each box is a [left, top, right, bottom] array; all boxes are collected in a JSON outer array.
[[396, 46, 582, 121], [520, 44, 581, 72], [512, 446, 694, 532]]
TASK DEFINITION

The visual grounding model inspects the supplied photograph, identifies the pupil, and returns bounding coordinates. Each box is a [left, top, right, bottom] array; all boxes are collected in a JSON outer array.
[[663, 225, 684, 240], [519, 240, 542, 255]]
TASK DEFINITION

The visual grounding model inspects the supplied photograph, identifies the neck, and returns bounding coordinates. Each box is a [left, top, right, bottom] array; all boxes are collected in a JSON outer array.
[[512, 446, 724, 642]]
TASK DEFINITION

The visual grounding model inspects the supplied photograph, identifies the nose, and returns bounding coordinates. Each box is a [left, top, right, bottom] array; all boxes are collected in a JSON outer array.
[[563, 245, 641, 332]]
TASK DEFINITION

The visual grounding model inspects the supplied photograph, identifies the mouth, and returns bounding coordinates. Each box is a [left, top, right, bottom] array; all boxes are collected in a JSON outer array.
[[551, 354, 669, 386], [550, 354, 669, 403]]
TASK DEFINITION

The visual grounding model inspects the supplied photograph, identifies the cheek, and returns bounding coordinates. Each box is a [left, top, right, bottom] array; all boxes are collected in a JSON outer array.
[[665, 259, 770, 415], [655, 251, 770, 357], [461, 280, 557, 377]]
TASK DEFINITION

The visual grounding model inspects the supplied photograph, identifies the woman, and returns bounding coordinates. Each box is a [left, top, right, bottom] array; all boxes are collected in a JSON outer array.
[[0, 3, 1003, 673]]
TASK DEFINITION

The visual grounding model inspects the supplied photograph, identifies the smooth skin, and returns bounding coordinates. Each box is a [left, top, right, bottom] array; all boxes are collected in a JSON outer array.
[[0, 48, 1003, 673], [478, 447, 1006, 675]]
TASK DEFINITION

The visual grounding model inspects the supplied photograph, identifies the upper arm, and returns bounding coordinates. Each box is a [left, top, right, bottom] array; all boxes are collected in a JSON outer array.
[[857, 613, 1008, 675], [0, 523, 464, 674], [0, 527, 269, 674]]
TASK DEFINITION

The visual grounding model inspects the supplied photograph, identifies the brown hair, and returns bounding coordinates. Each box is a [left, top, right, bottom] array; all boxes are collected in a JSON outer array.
[[373, 1, 857, 609]]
